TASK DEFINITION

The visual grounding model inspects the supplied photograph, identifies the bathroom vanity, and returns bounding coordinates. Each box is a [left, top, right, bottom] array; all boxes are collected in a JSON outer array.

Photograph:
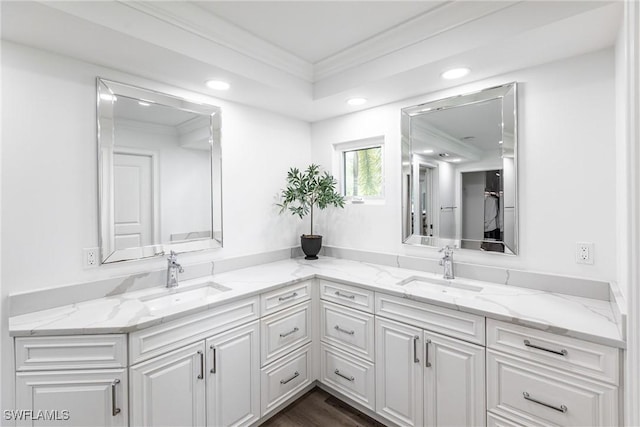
[[9, 256, 624, 427]]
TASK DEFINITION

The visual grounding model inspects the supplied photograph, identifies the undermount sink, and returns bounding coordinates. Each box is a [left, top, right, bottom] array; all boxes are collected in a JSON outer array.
[[141, 281, 231, 313], [396, 276, 483, 297]]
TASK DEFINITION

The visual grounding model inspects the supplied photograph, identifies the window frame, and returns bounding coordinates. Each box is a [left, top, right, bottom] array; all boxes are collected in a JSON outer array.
[[333, 136, 385, 204]]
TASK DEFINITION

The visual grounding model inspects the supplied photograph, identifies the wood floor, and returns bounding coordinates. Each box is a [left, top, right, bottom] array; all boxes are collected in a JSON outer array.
[[261, 387, 386, 427]]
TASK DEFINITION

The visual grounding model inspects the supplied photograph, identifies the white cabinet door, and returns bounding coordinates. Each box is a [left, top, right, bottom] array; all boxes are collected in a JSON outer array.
[[206, 321, 260, 427], [15, 369, 127, 427], [375, 317, 423, 427], [423, 330, 486, 427], [130, 341, 206, 427]]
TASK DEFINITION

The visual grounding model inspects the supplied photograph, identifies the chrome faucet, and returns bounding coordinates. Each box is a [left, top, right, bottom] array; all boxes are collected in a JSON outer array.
[[166, 251, 184, 288], [439, 246, 455, 280]]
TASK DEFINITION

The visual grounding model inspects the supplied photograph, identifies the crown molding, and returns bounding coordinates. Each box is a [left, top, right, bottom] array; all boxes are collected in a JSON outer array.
[[314, 1, 516, 82], [122, 1, 314, 82]]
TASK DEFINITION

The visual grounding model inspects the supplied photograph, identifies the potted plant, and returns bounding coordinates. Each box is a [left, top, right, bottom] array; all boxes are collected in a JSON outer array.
[[277, 164, 345, 259]]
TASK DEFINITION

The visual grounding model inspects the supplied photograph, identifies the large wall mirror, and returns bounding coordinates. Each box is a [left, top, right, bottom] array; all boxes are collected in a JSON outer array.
[[401, 83, 517, 254], [97, 78, 222, 263]]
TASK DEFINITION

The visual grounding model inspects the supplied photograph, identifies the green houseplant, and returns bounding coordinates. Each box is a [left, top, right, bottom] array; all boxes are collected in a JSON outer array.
[[277, 164, 345, 259]]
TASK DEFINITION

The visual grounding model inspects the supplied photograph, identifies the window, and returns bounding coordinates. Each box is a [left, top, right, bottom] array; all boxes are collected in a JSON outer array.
[[335, 137, 384, 201]]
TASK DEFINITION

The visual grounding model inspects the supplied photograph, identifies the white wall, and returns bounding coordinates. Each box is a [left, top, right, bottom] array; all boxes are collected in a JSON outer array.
[[1, 41, 310, 408], [312, 48, 617, 281]]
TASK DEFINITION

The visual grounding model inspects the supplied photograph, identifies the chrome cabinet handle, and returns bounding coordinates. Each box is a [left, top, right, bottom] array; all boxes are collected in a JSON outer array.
[[278, 292, 298, 302], [334, 369, 355, 382], [210, 346, 216, 374], [111, 379, 121, 416], [280, 327, 299, 338], [523, 392, 568, 413], [280, 371, 300, 385], [524, 339, 568, 356], [413, 335, 420, 363], [335, 291, 355, 300], [334, 325, 355, 335], [197, 350, 204, 379], [425, 339, 432, 367]]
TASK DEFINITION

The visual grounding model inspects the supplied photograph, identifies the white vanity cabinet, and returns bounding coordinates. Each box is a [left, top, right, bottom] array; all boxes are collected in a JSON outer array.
[[129, 296, 261, 427], [375, 294, 486, 427], [14, 335, 128, 427], [486, 319, 620, 426]]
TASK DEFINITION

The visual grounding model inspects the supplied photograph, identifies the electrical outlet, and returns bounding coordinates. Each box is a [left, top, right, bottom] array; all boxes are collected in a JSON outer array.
[[576, 242, 594, 265], [83, 248, 99, 267]]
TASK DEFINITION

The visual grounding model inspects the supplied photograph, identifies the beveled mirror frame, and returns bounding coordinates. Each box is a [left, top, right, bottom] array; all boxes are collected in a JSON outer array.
[[97, 78, 223, 264], [401, 82, 518, 254]]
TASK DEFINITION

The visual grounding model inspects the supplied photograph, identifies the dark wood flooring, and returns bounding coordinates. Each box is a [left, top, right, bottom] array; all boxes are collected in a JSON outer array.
[[261, 387, 386, 427]]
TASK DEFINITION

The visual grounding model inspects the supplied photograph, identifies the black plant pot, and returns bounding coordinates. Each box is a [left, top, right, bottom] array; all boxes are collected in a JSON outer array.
[[301, 235, 322, 260]]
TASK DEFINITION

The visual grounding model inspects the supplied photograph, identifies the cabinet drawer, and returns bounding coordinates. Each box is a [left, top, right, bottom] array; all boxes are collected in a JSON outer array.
[[261, 342, 313, 416], [320, 344, 375, 411], [319, 280, 374, 313], [321, 300, 374, 362], [261, 301, 311, 366], [375, 293, 485, 345], [487, 319, 619, 385], [487, 350, 618, 427], [15, 335, 127, 371], [129, 296, 259, 364], [261, 281, 311, 316], [488, 412, 534, 427]]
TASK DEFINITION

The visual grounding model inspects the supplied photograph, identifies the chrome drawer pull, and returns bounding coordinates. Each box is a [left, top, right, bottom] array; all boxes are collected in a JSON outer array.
[[334, 325, 355, 335], [197, 350, 204, 379], [413, 335, 420, 363], [523, 392, 568, 413], [524, 340, 568, 356], [334, 369, 355, 382], [335, 291, 355, 300], [111, 379, 121, 416], [425, 339, 432, 367], [278, 292, 298, 302], [280, 327, 300, 338], [280, 371, 300, 385]]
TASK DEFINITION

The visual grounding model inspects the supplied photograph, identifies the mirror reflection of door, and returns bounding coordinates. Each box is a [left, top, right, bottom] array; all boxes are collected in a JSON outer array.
[[113, 152, 156, 250], [419, 166, 433, 236], [461, 170, 504, 252]]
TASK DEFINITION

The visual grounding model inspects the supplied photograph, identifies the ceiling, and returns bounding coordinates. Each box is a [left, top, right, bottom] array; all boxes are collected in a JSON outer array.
[[1, 1, 623, 122]]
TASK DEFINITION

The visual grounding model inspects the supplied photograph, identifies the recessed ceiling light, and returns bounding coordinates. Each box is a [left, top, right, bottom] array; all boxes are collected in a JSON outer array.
[[441, 67, 471, 80], [206, 80, 231, 91], [347, 97, 367, 106], [423, 149, 434, 154], [451, 158, 462, 163], [498, 140, 503, 144], [138, 101, 151, 107]]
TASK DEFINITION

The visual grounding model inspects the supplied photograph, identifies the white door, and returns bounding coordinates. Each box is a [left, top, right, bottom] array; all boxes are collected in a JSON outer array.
[[375, 317, 423, 427], [206, 321, 260, 427], [130, 341, 206, 427], [15, 369, 127, 427], [113, 152, 154, 250], [424, 330, 486, 427]]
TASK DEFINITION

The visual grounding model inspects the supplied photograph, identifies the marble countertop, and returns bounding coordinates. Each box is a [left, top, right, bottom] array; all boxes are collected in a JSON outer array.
[[9, 257, 625, 348]]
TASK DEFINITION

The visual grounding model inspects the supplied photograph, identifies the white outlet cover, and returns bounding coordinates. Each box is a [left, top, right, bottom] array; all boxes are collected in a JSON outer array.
[[576, 242, 594, 265]]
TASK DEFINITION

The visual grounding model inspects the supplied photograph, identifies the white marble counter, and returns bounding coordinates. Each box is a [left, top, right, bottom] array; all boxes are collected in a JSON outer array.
[[9, 257, 625, 348]]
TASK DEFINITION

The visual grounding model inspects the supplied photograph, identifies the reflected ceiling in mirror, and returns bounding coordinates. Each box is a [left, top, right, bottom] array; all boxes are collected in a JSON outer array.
[[401, 83, 517, 254], [97, 78, 222, 263]]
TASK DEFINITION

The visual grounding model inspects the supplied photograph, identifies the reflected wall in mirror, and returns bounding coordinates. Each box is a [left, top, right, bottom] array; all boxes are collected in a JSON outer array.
[[401, 83, 517, 254], [97, 78, 222, 263]]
